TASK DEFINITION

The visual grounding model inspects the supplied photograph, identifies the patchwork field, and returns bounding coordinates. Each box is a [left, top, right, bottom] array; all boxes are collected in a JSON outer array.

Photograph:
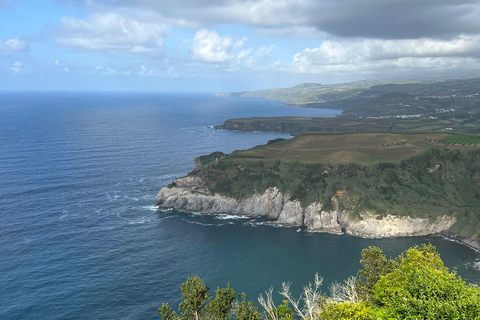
[[236, 132, 480, 164]]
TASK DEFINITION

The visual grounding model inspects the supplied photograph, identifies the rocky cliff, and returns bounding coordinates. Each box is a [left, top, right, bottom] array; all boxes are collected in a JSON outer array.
[[156, 176, 458, 239]]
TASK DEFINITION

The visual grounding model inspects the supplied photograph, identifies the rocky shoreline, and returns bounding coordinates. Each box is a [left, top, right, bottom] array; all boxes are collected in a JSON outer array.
[[155, 176, 479, 250]]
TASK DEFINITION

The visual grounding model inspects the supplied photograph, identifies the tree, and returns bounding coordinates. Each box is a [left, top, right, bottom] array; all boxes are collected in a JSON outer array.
[[159, 276, 259, 320], [179, 276, 210, 320], [160, 245, 480, 320], [234, 293, 260, 320], [373, 244, 480, 319], [356, 246, 398, 301], [206, 284, 236, 320]]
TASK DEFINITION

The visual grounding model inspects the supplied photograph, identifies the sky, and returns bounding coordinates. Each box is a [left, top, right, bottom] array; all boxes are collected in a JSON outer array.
[[1, 0, 480, 92]]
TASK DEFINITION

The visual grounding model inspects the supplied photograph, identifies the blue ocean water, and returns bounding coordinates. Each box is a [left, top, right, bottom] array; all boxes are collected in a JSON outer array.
[[0, 92, 479, 320]]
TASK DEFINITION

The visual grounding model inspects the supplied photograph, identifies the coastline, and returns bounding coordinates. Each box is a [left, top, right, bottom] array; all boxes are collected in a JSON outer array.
[[155, 177, 480, 252]]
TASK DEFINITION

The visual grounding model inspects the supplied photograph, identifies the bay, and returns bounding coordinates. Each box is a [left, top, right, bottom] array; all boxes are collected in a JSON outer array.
[[0, 92, 479, 320]]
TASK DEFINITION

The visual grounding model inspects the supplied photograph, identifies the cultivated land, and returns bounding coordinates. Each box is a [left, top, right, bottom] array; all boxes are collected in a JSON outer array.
[[216, 112, 480, 135], [234, 132, 480, 164], [215, 77, 480, 135]]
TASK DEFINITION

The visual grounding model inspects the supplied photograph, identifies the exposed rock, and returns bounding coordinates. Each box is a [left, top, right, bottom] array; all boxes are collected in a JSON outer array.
[[194, 159, 203, 170], [440, 231, 480, 252], [172, 176, 204, 188], [156, 179, 458, 239], [339, 212, 456, 238]]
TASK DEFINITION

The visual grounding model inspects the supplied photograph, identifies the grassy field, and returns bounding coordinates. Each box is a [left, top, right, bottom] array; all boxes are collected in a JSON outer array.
[[218, 112, 480, 135], [234, 132, 480, 164]]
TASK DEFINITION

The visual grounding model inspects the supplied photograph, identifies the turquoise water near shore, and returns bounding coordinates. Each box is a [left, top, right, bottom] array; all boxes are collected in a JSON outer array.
[[1, 92, 479, 319]]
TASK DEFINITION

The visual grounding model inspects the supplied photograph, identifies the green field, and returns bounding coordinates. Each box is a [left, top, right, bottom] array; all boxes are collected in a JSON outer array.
[[217, 112, 480, 135], [235, 132, 479, 164], [440, 134, 480, 145]]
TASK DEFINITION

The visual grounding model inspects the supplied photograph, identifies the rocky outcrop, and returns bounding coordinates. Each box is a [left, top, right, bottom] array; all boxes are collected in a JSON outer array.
[[156, 182, 299, 224], [338, 212, 456, 239], [156, 177, 458, 239]]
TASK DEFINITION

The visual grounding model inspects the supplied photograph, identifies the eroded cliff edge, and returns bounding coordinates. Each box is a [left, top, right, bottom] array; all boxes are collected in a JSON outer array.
[[155, 133, 480, 251], [156, 176, 457, 240]]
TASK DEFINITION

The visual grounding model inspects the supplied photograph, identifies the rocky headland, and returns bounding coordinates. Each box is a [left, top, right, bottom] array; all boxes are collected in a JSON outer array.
[[156, 132, 480, 252], [156, 176, 457, 240]]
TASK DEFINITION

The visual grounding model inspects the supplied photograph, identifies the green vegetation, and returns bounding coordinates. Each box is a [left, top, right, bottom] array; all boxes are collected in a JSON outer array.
[[158, 276, 260, 320], [195, 152, 228, 168], [440, 134, 480, 145], [216, 117, 394, 135], [217, 112, 480, 136], [218, 78, 480, 116], [236, 132, 465, 164], [159, 245, 480, 320], [186, 133, 480, 238], [216, 78, 480, 136]]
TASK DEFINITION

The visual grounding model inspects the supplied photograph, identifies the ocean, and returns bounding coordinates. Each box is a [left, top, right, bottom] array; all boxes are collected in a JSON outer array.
[[1, 92, 479, 320]]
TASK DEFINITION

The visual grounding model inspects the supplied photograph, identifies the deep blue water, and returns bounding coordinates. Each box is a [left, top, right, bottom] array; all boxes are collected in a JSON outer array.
[[1, 92, 479, 320]]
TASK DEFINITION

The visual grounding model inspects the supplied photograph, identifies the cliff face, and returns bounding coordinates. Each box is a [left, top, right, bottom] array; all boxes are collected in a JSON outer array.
[[156, 177, 458, 239]]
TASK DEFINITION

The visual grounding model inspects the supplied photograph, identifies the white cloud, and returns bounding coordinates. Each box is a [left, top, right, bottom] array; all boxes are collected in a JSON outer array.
[[190, 29, 261, 71], [138, 65, 179, 78], [93, 65, 118, 75], [0, 38, 28, 52], [55, 11, 168, 55], [139, 65, 162, 77], [192, 29, 234, 63], [65, 0, 480, 40], [275, 35, 480, 75], [10, 61, 26, 74], [256, 45, 276, 60]]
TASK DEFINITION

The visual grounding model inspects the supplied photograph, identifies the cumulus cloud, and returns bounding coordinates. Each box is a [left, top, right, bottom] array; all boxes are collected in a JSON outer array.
[[192, 29, 234, 63], [0, 38, 28, 52], [46, 0, 480, 81], [190, 29, 259, 71], [61, 0, 480, 40], [55, 11, 168, 55], [10, 61, 26, 74], [256, 45, 276, 60], [275, 35, 480, 75]]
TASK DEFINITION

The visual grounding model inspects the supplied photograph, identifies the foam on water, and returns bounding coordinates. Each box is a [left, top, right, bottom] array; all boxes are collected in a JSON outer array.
[[215, 214, 250, 220]]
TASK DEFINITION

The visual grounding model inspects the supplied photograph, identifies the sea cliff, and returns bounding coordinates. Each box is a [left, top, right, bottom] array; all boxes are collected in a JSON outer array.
[[156, 176, 457, 239], [155, 133, 480, 251]]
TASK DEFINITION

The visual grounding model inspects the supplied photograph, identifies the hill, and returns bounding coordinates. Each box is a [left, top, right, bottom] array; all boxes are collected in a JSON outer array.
[[157, 132, 480, 249], [217, 78, 480, 117]]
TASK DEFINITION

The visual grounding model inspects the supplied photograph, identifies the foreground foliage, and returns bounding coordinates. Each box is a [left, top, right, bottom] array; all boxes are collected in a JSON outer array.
[[159, 244, 480, 320]]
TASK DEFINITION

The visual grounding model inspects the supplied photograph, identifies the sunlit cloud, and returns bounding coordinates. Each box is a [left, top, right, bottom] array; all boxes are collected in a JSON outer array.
[[55, 11, 168, 56]]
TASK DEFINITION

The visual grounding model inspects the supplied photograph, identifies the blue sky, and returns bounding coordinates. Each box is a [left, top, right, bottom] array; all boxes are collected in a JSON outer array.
[[2, 0, 480, 91]]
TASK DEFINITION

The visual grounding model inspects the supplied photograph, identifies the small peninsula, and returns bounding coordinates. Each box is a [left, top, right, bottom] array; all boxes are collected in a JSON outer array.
[[156, 132, 480, 251], [215, 78, 480, 135]]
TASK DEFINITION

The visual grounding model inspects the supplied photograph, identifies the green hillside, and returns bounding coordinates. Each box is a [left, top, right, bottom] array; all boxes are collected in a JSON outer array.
[[182, 132, 480, 239]]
